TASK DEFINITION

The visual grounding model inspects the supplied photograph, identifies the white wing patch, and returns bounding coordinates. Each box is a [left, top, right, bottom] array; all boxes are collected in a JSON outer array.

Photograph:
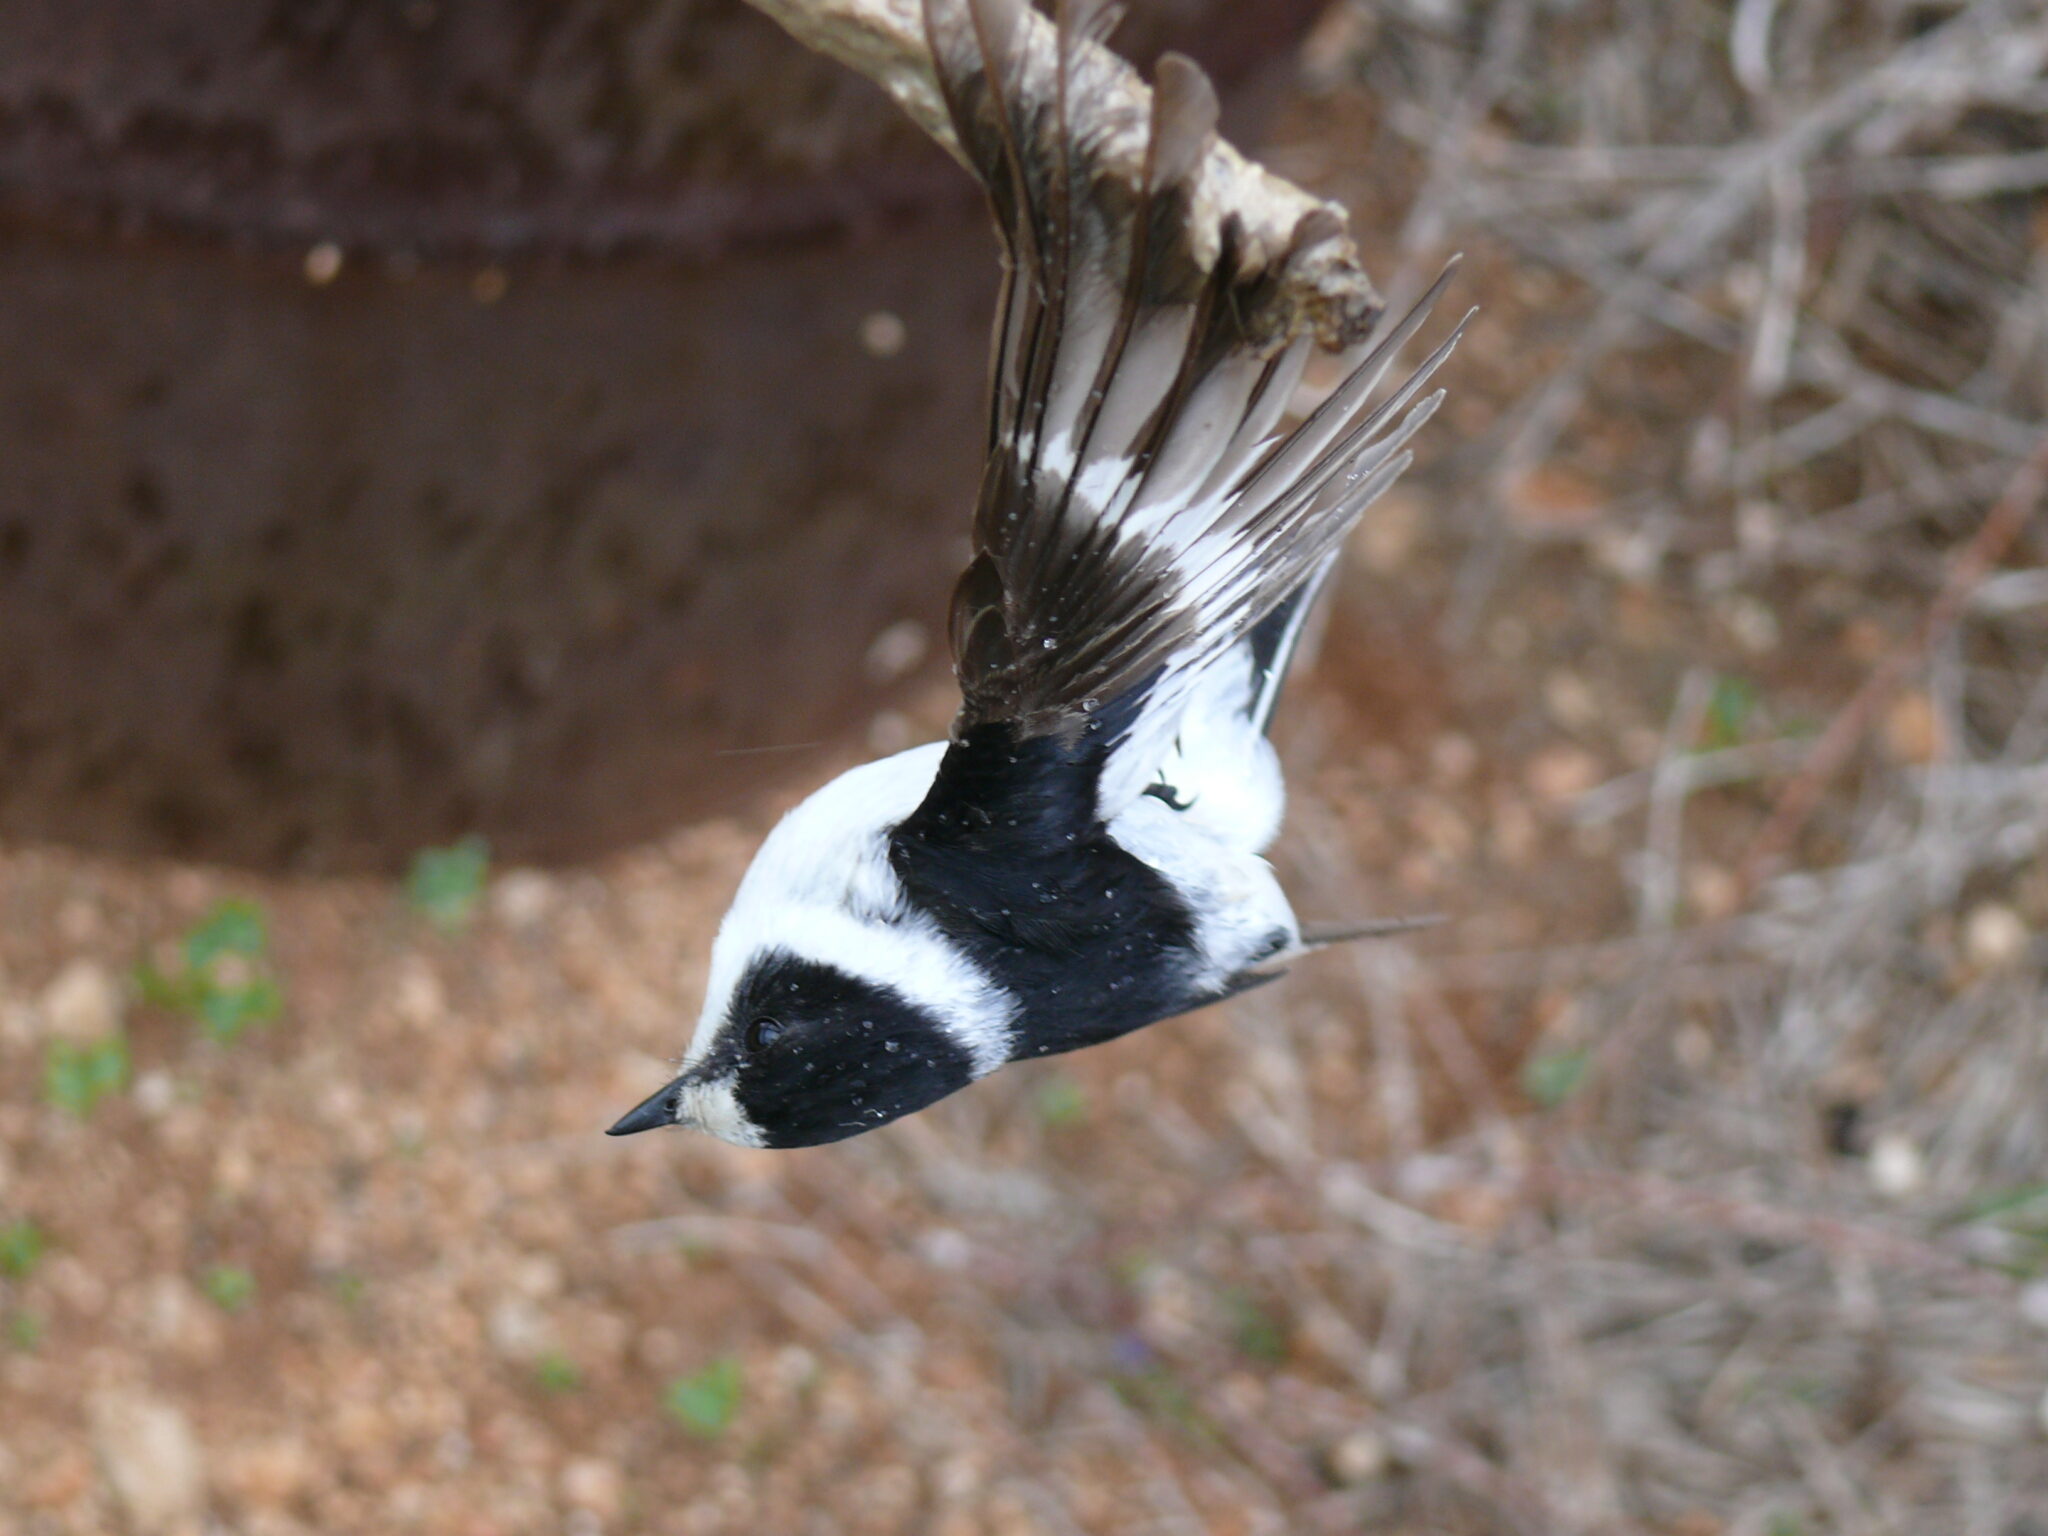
[[1107, 792, 1297, 992], [1148, 641, 1289, 855]]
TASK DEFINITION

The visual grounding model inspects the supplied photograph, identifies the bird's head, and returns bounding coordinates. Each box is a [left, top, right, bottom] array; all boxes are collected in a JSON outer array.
[[608, 945, 986, 1147], [606, 745, 1015, 1148]]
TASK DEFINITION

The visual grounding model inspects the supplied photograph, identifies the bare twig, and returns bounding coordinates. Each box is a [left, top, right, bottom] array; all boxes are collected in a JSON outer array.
[[1573, 738, 1815, 826], [1639, 668, 1715, 932], [1529, 1166, 2016, 1300], [1736, 434, 2048, 897], [738, 0, 1383, 347], [1494, 1, 2048, 479]]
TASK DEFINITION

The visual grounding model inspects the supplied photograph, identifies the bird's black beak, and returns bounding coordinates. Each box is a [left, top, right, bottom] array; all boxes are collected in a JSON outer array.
[[606, 1076, 685, 1137]]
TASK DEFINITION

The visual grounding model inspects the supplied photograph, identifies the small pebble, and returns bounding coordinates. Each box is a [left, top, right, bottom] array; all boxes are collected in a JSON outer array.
[[1542, 670, 1599, 731], [1868, 1131, 1925, 1198], [1883, 691, 1944, 765], [561, 1457, 622, 1517], [2019, 1279, 2048, 1332], [859, 310, 908, 358], [90, 1390, 205, 1535], [131, 1070, 175, 1117], [487, 1296, 552, 1360], [1504, 461, 1604, 532], [57, 898, 101, 943], [863, 619, 929, 683], [1672, 1021, 1714, 1072], [1735, 499, 1780, 559], [919, 1227, 972, 1270], [23, 1449, 92, 1509], [1488, 616, 1530, 659], [1526, 745, 1602, 804], [392, 958, 446, 1029], [1592, 524, 1662, 583], [490, 869, 555, 930], [867, 710, 914, 755], [38, 959, 124, 1043], [1429, 733, 1477, 783], [1963, 902, 2029, 971], [141, 1274, 222, 1358], [1686, 863, 1740, 921], [221, 1434, 313, 1510], [303, 242, 344, 285], [1725, 595, 1779, 655], [1841, 617, 1888, 662], [1324, 1429, 1389, 1486], [1135, 1265, 1201, 1348]]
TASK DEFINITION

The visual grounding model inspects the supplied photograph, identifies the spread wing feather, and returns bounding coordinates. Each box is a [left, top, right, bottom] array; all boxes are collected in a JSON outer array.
[[925, 0, 1464, 813]]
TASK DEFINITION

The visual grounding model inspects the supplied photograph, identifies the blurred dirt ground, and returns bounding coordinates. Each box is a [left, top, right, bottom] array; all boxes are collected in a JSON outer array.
[[4, 2, 2048, 1534]]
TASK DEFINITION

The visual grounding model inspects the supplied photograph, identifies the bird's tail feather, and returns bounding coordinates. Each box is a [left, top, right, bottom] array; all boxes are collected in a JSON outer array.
[[1296, 915, 1445, 949]]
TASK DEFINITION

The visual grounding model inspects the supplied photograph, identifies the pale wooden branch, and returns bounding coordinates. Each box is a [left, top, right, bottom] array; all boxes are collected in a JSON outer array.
[[740, 0, 1385, 348]]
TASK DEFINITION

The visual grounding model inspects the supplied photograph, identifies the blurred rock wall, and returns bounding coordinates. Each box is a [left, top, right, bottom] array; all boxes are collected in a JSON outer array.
[[0, 0, 1317, 871]]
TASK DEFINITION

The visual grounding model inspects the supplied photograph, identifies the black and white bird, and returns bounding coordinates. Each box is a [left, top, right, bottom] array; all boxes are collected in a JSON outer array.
[[608, 0, 1462, 1149]]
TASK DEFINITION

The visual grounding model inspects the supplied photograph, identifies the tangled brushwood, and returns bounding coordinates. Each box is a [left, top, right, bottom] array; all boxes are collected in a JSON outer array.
[[1248, 1, 2048, 1530]]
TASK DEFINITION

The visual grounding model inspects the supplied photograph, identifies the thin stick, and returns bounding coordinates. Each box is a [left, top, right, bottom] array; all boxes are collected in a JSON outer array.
[[738, 0, 1383, 348], [1735, 434, 2048, 898], [1529, 1165, 2015, 1299], [1640, 668, 1715, 932]]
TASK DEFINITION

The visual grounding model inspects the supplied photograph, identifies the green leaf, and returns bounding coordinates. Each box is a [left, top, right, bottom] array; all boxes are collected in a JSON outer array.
[[44, 1036, 130, 1117], [1701, 675, 1758, 751], [534, 1352, 583, 1394], [1951, 1183, 2048, 1227], [664, 1356, 742, 1438], [1035, 1075, 1088, 1128], [196, 976, 283, 1043], [134, 960, 198, 1012], [1521, 1046, 1591, 1108], [139, 900, 286, 1045], [1110, 1366, 1210, 1438], [406, 836, 491, 932], [1109, 1249, 1156, 1289], [1228, 1292, 1288, 1365], [202, 1265, 256, 1313], [184, 899, 269, 971], [0, 1220, 46, 1280]]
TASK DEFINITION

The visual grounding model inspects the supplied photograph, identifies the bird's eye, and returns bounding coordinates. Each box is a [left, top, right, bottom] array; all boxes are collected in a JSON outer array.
[[744, 1017, 783, 1053]]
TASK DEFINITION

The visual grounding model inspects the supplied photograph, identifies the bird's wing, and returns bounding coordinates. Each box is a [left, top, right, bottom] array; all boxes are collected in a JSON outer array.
[[925, 0, 1464, 814]]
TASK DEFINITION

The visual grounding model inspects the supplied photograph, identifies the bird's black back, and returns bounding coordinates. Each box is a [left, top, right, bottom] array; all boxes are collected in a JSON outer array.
[[887, 705, 1210, 1061]]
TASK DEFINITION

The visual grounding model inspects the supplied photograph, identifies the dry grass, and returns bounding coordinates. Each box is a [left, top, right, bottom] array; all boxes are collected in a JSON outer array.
[[1257, 1, 2048, 1530]]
